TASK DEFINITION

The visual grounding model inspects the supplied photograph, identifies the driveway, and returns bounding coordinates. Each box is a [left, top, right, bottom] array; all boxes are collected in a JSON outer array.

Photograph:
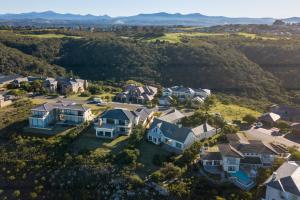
[[245, 127, 300, 150]]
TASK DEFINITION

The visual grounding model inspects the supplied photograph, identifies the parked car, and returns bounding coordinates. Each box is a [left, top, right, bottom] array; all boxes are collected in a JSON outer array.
[[255, 122, 263, 128]]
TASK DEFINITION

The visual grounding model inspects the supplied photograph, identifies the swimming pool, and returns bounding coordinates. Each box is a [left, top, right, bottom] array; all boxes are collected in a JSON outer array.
[[230, 170, 252, 186]]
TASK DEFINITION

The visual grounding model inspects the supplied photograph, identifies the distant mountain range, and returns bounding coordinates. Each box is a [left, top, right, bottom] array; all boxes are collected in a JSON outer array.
[[0, 11, 299, 26]]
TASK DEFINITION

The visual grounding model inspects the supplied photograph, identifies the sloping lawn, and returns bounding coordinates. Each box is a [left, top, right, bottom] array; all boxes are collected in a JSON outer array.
[[209, 101, 261, 122], [137, 140, 170, 177], [70, 128, 129, 156]]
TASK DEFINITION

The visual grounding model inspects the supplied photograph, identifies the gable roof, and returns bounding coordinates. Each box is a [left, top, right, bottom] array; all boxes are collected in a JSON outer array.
[[266, 161, 300, 196], [202, 152, 222, 161], [134, 107, 152, 123], [32, 102, 89, 112], [218, 144, 244, 158], [232, 140, 278, 155], [159, 109, 185, 123], [192, 123, 215, 137], [150, 118, 192, 143], [101, 108, 136, 122], [259, 112, 281, 123]]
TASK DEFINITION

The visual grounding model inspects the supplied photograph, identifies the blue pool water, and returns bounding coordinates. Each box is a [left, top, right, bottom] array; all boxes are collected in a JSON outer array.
[[230, 171, 252, 185]]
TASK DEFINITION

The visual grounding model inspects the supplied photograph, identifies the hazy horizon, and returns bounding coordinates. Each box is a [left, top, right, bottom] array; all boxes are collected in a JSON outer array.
[[0, 0, 299, 18]]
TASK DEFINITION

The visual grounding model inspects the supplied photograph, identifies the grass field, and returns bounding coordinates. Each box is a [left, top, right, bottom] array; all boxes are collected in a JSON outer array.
[[146, 32, 228, 43], [209, 100, 261, 122], [18, 33, 82, 39], [146, 32, 277, 43]]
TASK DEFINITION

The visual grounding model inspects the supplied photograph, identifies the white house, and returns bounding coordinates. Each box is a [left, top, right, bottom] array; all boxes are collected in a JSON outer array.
[[264, 161, 300, 200], [162, 86, 211, 102], [29, 101, 93, 130], [95, 108, 139, 139], [147, 118, 217, 153]]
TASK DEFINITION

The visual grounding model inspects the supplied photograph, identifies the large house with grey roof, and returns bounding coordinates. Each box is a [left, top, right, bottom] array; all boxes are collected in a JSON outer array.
[[57, 77, 88, 94], [201, 134, 290, 190], [115, 84, 158, 104], [95, 108, 139, 139], [147, 109, 217, 152], [162, 86, 211, 102], [29, 101, 93, 129], [264, 161, 300, 200]]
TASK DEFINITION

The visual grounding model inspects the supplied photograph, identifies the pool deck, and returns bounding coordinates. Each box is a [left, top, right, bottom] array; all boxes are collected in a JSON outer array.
[[229, 171, 256, 190]]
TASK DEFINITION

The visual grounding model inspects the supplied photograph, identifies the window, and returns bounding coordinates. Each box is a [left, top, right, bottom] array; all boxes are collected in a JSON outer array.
[[148, 136, 152, 141], [175, 142, 182, 149], [154, 138, 157, 143], [97, 131, 104, 137], [105, 132, 111, 137]]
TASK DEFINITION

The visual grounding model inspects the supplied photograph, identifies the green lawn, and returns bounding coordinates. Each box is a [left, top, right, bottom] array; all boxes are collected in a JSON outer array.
[[209, 100, 261, 122], [70, 128, 129, 156], [137, 140, 170, 177]]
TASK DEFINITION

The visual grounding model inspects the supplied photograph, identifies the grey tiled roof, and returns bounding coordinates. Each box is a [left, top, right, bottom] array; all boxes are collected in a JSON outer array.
[[134, 107, 152, 123], [232, 140, 278, 155], [150, 118, 192, 143], [240, 157, 262, 165], [218, 144, 244, 158], [266, 161, 300, 196], [158, 109, 185, 123], [202, 152, 222, 161], [32, 102, 89, 112], [101, 108, 136, 122]]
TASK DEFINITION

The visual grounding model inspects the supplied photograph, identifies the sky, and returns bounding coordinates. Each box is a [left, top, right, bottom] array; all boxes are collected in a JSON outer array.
[[0, 0, 299, 18]]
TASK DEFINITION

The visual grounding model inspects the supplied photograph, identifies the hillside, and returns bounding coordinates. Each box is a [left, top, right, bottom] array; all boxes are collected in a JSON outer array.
[[0, 29, 299, 103]]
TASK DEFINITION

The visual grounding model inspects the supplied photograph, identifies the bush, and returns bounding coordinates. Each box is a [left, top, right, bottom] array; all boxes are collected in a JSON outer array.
[[243, 114, 257, 124], [13, 190, 21, 198], [128, 174, 144, 188], [80, 91, 91, 97], [30, 192, 38, 199], [222, 124, 239, 134], [115, 148, 140, 165]]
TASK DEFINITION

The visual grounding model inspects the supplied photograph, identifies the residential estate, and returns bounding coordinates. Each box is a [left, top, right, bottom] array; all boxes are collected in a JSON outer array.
[[29, 100, 93, 129], [10, 75, 88, 95]]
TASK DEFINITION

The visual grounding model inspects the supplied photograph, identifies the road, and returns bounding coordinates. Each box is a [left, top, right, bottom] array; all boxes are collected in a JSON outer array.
[[33, 95, 144, 111], [245, 127, 300, 150]]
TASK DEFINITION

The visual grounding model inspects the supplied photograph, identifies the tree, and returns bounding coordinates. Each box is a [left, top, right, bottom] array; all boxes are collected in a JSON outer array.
[[13, 190, 21, 198], [115, 148, 140, 165], [222, 124, 239, 134], [179, 141, 202, 166], [159, 163, 182, 180], [243, 114, 257, 125], [203, 96, 217, 112], [128, 125, 144, 146], [289, 147, 300, 161], [276, 121, 290, 133]]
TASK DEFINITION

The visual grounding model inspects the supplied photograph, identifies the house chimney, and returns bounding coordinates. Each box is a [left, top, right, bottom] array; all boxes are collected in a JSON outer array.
[[272, 172, 277, 181], [98, 118, 102, 127]]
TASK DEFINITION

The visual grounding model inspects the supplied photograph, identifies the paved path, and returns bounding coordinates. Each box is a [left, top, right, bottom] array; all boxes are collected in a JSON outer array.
[[245, 127, 300, 150]]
